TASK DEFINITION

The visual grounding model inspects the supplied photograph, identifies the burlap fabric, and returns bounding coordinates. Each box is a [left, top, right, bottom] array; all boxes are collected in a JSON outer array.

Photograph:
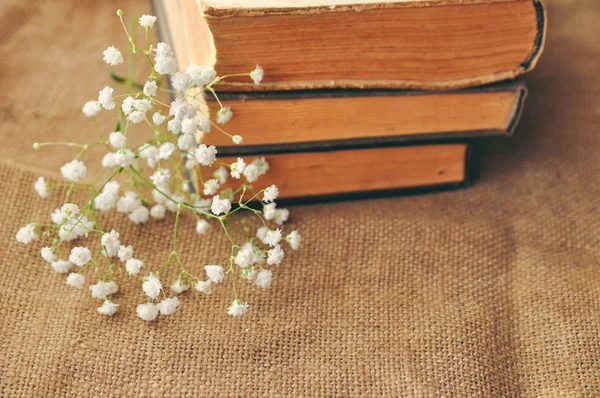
[[1, 0, 599, 396]]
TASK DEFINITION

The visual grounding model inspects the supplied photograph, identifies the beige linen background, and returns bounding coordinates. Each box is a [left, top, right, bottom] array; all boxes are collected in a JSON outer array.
[[1, 0, 599, 396]]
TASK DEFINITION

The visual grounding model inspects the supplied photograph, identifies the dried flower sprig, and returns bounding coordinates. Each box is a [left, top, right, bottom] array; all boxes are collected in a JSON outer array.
[[15, 10, 299, 320]]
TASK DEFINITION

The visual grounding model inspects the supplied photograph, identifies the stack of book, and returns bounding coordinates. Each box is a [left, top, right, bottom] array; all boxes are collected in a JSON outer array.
[[154, 0, 546, 202]]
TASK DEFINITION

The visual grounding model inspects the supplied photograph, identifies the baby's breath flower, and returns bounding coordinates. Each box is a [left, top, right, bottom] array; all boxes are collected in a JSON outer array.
[[90, 281, 118, 299], [232, 135, 243, 145], [41, 247, 56, 263], [194, 280, 212, 294], [157, 297, 180, 315], [69, 246, 92, 267], [216, 106, 233, 124], [256, 226, 268, 243], [117, 245, 134, 262], [143, 80, 158, 97], [51, 259, 72, 274], [159, 142, 176, 160], [250, 65, 264, 85], [252, 157, 270, 175], [263, 184, 278, 203], [129, 206, 150, 224], [195, 144, 217, 166], [178, 133, 194, 151], [186, 64, 216, 87], [153, 42, 176, 75], [172, 72, 191, 92], [125, 258, 144, 275], [103, 45, 124, 66], [243, 164, 259, 183], [203, 179, 220, 196], [142, 273, 162, 299], [66, 273, 85, 289], [98, 300, 119, 316], [205, 265, 224, 283], [152, 112, 166, 126], [101, 230, 121, 258], [255, 269, 272, 288], [82, 100, 101, 117], [150, 169, 171, 187], [234, 244, 256, 268], [286, 230, 301, 250], [214, 166, 228, 184], [150, 204, 166, 219], [117, 191, 142, 213], [267, 245, 285, 265], [171, 278, 189, 294], [196, 219, 210, 235], [230, 157, 246, 179], [242, 268, 257, 280], [210, 195, 231, 216], [60, 160, 87, 182], [198, 115, 211, 133], [101, 152, 116, 169], [109, 132, 126, 148], [98, 86, 115, 110], [265, 229, 282, 247], [274, 208, 290, 225], [16, 224, 37, 244], [136, 303, 159, 321], [227, 300, 249, 317], [112, 148, 135, 167], [139, 14, 157, 29]]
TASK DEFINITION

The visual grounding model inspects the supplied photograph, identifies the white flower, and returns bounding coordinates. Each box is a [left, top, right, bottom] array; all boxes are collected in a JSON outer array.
[[256, 226, 268, 243], [66, 273, 85, 289], [172, 72, 191, 92], [117, 245, 134, 262], [243, 164, 259, 183], [150, 169, 171, 187], [252, 157, 270, 176], [101, 230, 121, 257], [127, 111, 145, 124], [194, 144, 217, 166], [112, 148, 135, 167], [178, 133, 194, 151], [61, 160, 87, 182], [117, 191, 141, 213], [125, 258, 144, 275], [103, 45, 123, 65], [255, 269, 272, 288], [227, 300, 249, 317], [185, 64, 216, 87], [82, 100, 101, 117], [263, 185, 278, 203], [196, 219, 210, 235], [152, 112, 166, 126], [150, 204, 166, 219], [287, 230, 301, 250], [211, 195, 231, 215], [167, 118, 182, 134], [203, 179, 219, 196], [232, 135, 243, 145], [129, 206, 150, 224], [51, 259, 72, 274], [98, 86, 115, 110], [267, 245, 285, 265], [15, 224, 37, 244], [101, 152, 116, 168], [69, 246, 91, 267], [90, 281, 118, 299], [263, 203, 277, 220], [52, 203, 79, 224], [157, 297, 180, 315], [275, 208, 290, 225], [139, 145, 159, 168], [98, 300, 119, 316], [142, 80, 158, 97], [198, 115, 211, 133], [41, 247, 56, 263], [109, 132, 126, 148], [158, 142, 176, 160], [250, 65, 264, 85], [214, 166, 228, 184], [171, 278, 189, 294], [181, 117, 197, 135], [194, 280, 212, 294], [230, 157, 246, 179], [265, 229, 282, 247], [242, 268, 257, 280], [136, 303, 159, 321], [142, 273, 162, 299], [139, 14, 157, 28], [122, 96, 135, 115], [205, 265, 224, 283], [234, 244, 256, 268], [94, 181, 120, 211], [153, 42, 176, 75], [216, 106, 233, 124]]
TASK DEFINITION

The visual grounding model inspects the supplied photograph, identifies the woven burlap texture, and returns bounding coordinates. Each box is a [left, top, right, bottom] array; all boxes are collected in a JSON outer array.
[[1, 0, 600, 396]]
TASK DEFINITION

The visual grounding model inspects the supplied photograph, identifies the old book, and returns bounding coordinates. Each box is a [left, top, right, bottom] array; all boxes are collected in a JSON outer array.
[[202, 80, 526, 154], [153, 0, 546, 92], [199, 143, 471, 202]]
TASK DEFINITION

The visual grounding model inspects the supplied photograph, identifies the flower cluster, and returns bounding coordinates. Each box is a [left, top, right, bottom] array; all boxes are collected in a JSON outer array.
[[15, 11, 299, 320]]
